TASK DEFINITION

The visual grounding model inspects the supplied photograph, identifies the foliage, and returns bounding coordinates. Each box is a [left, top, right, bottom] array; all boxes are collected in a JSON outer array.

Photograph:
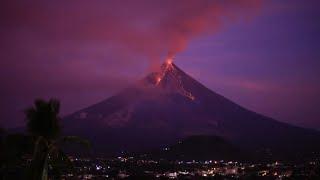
[[25, 99, 61, 140], [24, 98, 90, 180]]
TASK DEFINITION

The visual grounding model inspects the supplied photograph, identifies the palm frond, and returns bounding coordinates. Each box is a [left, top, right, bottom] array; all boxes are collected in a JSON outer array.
[[24, 99, 61, 139], [49, 99, 60, 114]]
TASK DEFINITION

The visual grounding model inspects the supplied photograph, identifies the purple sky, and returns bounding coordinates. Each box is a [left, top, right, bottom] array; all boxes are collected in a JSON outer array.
[[1, 0, 319, 129]]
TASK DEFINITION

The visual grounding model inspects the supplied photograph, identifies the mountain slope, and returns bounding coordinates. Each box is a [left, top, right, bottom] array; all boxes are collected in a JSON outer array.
[[63, 62, 320, 159]]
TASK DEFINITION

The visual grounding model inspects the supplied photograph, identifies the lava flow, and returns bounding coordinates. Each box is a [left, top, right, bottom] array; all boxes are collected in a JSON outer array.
[[155, 55, 195, 101]]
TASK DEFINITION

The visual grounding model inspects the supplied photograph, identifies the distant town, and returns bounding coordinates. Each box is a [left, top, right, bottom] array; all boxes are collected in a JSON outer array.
[[53, 156, 320, 179], [7, 155, 318, 179]]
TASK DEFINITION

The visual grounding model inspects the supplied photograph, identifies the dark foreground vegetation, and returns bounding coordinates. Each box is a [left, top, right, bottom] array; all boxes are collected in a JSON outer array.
[[1, 99, 320, 180], [0, 99, 89, 180]]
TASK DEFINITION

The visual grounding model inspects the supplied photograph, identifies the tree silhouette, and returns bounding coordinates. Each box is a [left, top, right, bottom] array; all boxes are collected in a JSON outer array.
[[0, 127, 4, 173], [25, 99, 90, 180]]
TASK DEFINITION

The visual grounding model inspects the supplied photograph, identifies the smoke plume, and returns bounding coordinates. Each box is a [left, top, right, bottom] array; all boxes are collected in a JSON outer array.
[[1, 0, 261, 65], [0, 0, 261, 127]]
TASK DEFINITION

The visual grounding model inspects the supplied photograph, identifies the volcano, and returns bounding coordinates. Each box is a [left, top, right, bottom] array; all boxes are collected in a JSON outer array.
[[64, 61, 320, 160]]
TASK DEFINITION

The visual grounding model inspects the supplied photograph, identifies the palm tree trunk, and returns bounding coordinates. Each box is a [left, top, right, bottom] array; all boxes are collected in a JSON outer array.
[[28, 137, 49, 180], [41, 153, 49, 180]]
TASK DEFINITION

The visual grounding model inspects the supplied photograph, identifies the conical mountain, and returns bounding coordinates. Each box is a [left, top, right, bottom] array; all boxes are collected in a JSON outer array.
[[64, 62, 320, 159]]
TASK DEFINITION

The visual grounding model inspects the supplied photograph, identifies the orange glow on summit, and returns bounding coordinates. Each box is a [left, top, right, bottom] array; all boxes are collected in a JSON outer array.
[[166, 58, 173, 65], [154, 54, 195, 101]]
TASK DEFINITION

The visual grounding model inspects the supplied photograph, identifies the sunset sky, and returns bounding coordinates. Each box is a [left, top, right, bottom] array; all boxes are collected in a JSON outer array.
[[1, 0, 319, 129]]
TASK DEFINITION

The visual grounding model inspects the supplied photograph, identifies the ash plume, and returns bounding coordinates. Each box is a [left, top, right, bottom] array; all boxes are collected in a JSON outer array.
[[1, 0, 261, 65], [0, 0, 261, 127]]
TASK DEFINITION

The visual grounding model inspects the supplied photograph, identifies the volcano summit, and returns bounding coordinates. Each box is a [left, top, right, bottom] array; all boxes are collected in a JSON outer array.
[[64, 61, 320, 160]]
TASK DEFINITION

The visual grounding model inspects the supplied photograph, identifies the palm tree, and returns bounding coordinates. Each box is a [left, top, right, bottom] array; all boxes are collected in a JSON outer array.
[[0, 127, 4, 173], [25, 99, 90, 180]]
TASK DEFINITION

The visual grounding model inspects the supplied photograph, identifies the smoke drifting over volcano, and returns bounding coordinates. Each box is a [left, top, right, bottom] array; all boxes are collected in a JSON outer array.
[[0, 0, 262, 127], [1, 0, 261, 65], [3, 1, 319, 130]]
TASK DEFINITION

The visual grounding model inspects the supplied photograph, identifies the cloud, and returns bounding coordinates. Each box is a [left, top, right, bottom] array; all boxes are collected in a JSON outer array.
[[0, 0, 261, 63], [0, 0, 261, 127]]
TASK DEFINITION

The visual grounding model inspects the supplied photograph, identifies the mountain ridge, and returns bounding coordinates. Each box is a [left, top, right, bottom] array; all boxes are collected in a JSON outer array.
[[63, 62, 320, 160]]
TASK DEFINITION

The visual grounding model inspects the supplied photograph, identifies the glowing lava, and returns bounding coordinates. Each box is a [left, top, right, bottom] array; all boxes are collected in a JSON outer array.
[[166, 58, 173, 65], [156, 76, 162, 85], [155, 54, 195, 101]]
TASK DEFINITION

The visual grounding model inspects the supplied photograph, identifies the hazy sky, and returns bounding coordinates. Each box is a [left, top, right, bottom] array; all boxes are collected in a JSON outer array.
[[1, 0, 319, 129]]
